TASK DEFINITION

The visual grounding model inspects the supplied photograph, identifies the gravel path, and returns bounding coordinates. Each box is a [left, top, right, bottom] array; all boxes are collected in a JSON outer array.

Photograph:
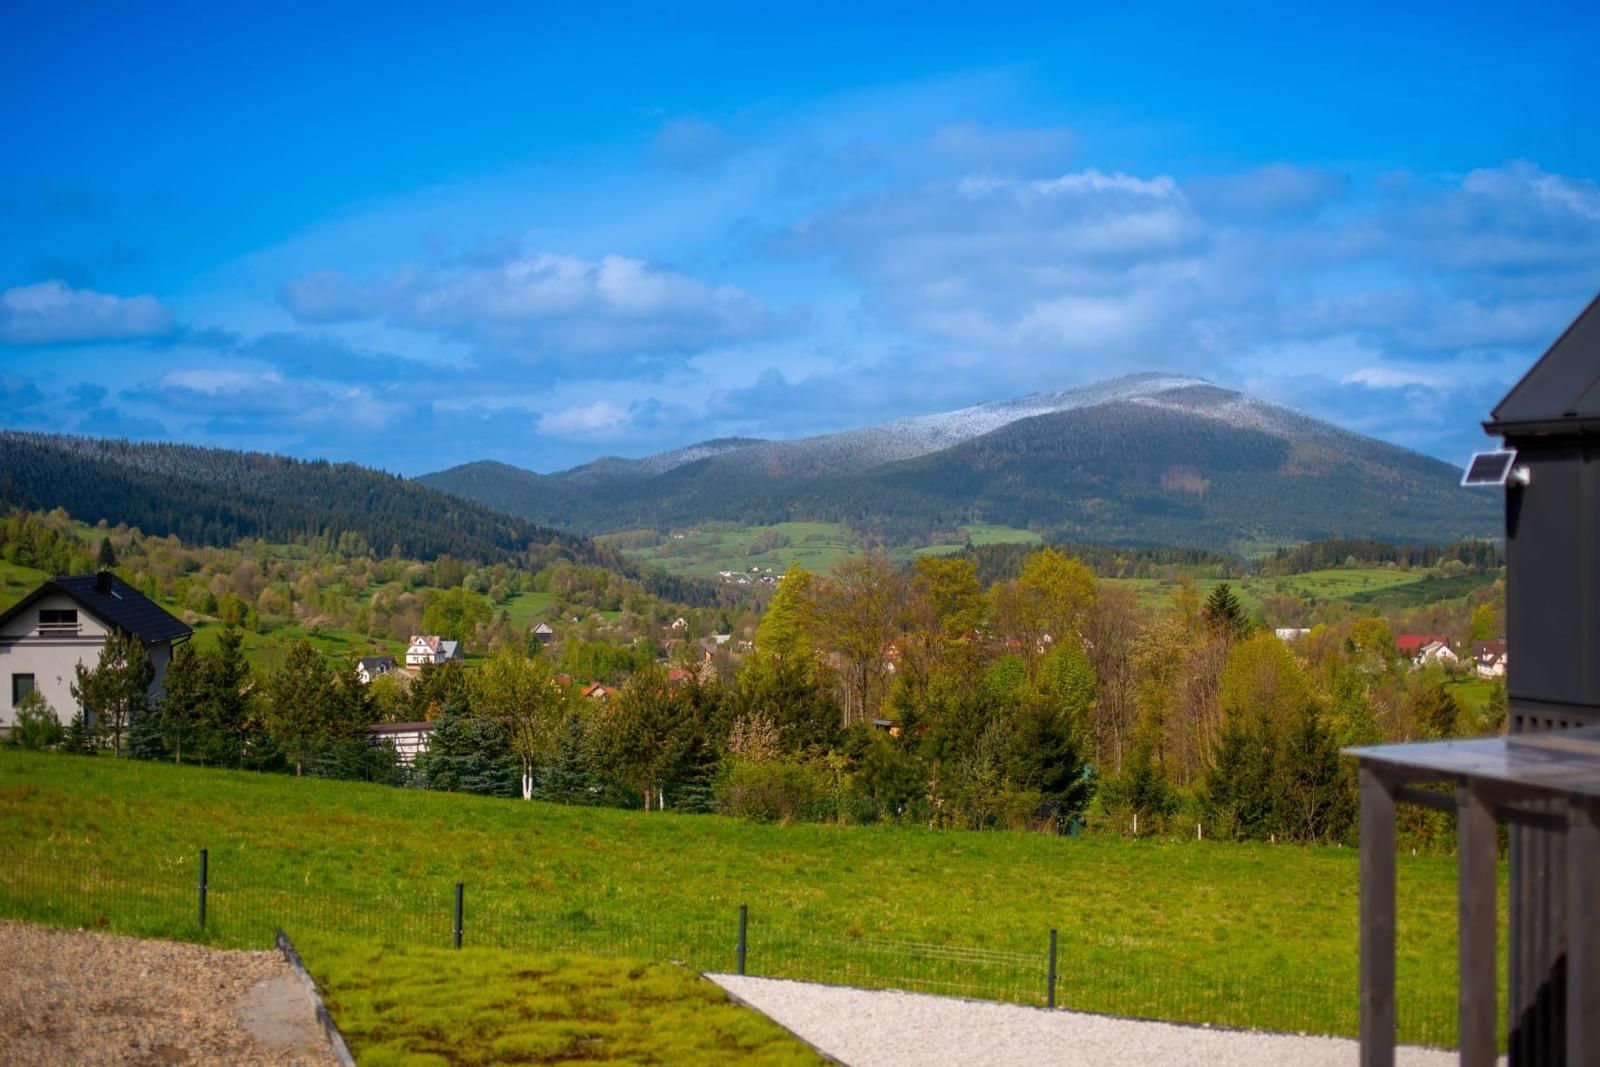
[[0, 920, 338, 1066], [710, 975, 1463, 1067]]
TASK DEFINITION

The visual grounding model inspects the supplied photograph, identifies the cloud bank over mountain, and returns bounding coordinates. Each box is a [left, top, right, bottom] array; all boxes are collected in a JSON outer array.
[[2, 6, 1595, 473]]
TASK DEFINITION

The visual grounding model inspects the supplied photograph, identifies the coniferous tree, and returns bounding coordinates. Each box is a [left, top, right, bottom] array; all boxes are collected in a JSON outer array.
[[71, 629, 154, 758], [536, 710, 598, 804], [197, 625, 261, 768], [264, 640, 337, 776], [1408, 678, 1460, 740], [96, 536, 116, 569], [1275, 707, 1353, 844], [1202, 582, 1249, 639], [155, 641, 206, 763], [63, 708, 99, 754], [9, 690, 64, 751], [413, 701, 518, 796], [1105, 740, 1175, 834], [1205, 717, 1278, 839]]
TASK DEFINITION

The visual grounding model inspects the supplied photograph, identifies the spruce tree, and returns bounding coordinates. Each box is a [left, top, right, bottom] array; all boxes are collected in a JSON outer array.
[[413, 701, 518, 796], [1205, 717, 1278, 840], [263, 640, 336, 776], [1275, 708, 1352, 844], [96, 536, 116, 569], [71, 630, 154, 758], [536, 710, 597, 804], [1203, 582, 1249, 639], [63, 709, 100, 755]]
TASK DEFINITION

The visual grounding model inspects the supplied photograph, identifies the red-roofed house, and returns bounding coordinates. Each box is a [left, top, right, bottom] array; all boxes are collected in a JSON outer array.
[[1396, 634, 1457, 668]]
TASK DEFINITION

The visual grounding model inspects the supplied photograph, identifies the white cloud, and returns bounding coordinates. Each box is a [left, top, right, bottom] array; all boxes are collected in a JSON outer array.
[[1341, 366, 1455, 390], [159, 368, 282, 394], [279, 250, 774, 368], [128, 366, 404, 431], [0, 280, 174, 345], [537, 400, 632, 436]]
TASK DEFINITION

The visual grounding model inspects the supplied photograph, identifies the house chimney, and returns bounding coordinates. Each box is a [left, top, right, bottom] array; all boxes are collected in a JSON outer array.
[[96, 571, 113, 593]]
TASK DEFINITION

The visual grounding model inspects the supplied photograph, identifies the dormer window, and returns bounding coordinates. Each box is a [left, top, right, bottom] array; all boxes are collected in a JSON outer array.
[[38, 608, 79, 634]]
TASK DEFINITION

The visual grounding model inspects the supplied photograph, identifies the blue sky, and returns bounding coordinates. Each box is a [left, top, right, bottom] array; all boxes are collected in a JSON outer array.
[[2, 2, 1597, 475]]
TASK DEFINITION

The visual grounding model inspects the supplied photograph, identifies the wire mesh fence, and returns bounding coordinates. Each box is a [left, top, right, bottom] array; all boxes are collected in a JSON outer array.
[[0, 843, 1462, 1048]]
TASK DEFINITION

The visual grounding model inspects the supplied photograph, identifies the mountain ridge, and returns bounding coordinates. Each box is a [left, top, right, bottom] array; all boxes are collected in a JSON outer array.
[[420, 374, 1498, 552]]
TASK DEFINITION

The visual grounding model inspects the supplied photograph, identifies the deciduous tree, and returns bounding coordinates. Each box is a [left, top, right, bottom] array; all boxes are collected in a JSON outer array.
[[474, 647, 565, 800]]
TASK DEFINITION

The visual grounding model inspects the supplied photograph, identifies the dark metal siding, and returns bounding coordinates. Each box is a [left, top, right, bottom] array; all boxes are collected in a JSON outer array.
[[1505, 439, 1600, 708], [1504, 434, 1600, 1065]]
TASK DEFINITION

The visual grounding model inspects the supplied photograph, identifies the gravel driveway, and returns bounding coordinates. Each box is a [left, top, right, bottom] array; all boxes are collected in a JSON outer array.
[[0, 921, 338, 1066], [710, 974, 1463, 1067]]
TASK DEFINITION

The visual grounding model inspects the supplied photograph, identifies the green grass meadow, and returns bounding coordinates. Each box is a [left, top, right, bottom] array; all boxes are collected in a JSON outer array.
[[0, 749, 1490, 1046], [0, 558, 48, 612], [610, 521, 1044, 579], [1104, 566, 1498, 615]]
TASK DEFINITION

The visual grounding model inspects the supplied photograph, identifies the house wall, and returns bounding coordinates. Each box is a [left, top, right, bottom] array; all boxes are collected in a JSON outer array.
[[0, 592, 175, 729], [372, 728, 431, 765]]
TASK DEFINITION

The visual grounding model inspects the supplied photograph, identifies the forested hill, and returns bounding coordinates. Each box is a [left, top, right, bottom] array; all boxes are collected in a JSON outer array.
[[0, 432, 603, 567]]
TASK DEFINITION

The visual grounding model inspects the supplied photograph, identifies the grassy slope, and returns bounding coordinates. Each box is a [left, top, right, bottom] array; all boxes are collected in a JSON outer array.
[[0, 750, 1488, 1044], [1104, 567, 1498, 615], [298, 938, 821, 1066], [612, 521, 1042, 579], [0, 558, 48, 611]]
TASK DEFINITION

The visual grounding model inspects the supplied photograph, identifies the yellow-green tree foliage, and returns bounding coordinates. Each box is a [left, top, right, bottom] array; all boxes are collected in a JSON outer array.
[[473, 647, 566, 800], [1220, 631, 1312, 734], [1016, 547, 1097, 639], [1468, 602, 1500, 642], [753, 566, 816, 663]]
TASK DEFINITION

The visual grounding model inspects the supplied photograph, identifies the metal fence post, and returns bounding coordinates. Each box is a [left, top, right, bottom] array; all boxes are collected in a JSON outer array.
[[737, 904, 748, 976], [453, 882, 464, 949], [1047, 927, 1058, 1008], [198, 848, 208, 932]]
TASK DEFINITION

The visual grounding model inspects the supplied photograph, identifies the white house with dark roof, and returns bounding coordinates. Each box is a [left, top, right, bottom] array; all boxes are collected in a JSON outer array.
[[368, 721, 433, 765], [0, 572, 192, 729], [356, 656, 398, 684], [1473, 639, 1508, 678]]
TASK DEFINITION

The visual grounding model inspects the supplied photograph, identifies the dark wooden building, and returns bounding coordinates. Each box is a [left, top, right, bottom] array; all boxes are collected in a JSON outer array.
[[1485, 292, 1600, 1063], [1348, 294, 1600, 1067]]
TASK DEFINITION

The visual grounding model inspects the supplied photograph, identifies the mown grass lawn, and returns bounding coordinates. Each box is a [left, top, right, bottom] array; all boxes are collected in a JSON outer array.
[[297, 938, 822, 1066], [0, 749, 1490, 1045]]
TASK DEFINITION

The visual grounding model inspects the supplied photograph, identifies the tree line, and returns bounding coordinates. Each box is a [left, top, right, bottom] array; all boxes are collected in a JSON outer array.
[[12, 544, 1503, 853]]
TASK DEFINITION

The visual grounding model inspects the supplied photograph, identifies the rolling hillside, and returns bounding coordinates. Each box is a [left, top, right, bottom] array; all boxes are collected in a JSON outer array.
[[421, 376, 1499, 551], [0, 431, 597, 565], [0, 432, 734, 606]]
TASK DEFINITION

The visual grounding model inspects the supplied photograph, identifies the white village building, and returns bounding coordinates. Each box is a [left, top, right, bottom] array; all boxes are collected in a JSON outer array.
[[0, 572, 191, 729]]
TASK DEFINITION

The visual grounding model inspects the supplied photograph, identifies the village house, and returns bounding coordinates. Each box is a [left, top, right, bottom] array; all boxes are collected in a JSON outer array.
[[1472, 639, 1508, 678], [405, 634, 464, 668], [1274, 627, 1311, 642], [532, 622, 554, 645], [581, 681, 617, 701], [368, 721, 433, 765], [0, 572, 191, 730], [356, 656, 398, 684], [1395, 633, 1458, 669]]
